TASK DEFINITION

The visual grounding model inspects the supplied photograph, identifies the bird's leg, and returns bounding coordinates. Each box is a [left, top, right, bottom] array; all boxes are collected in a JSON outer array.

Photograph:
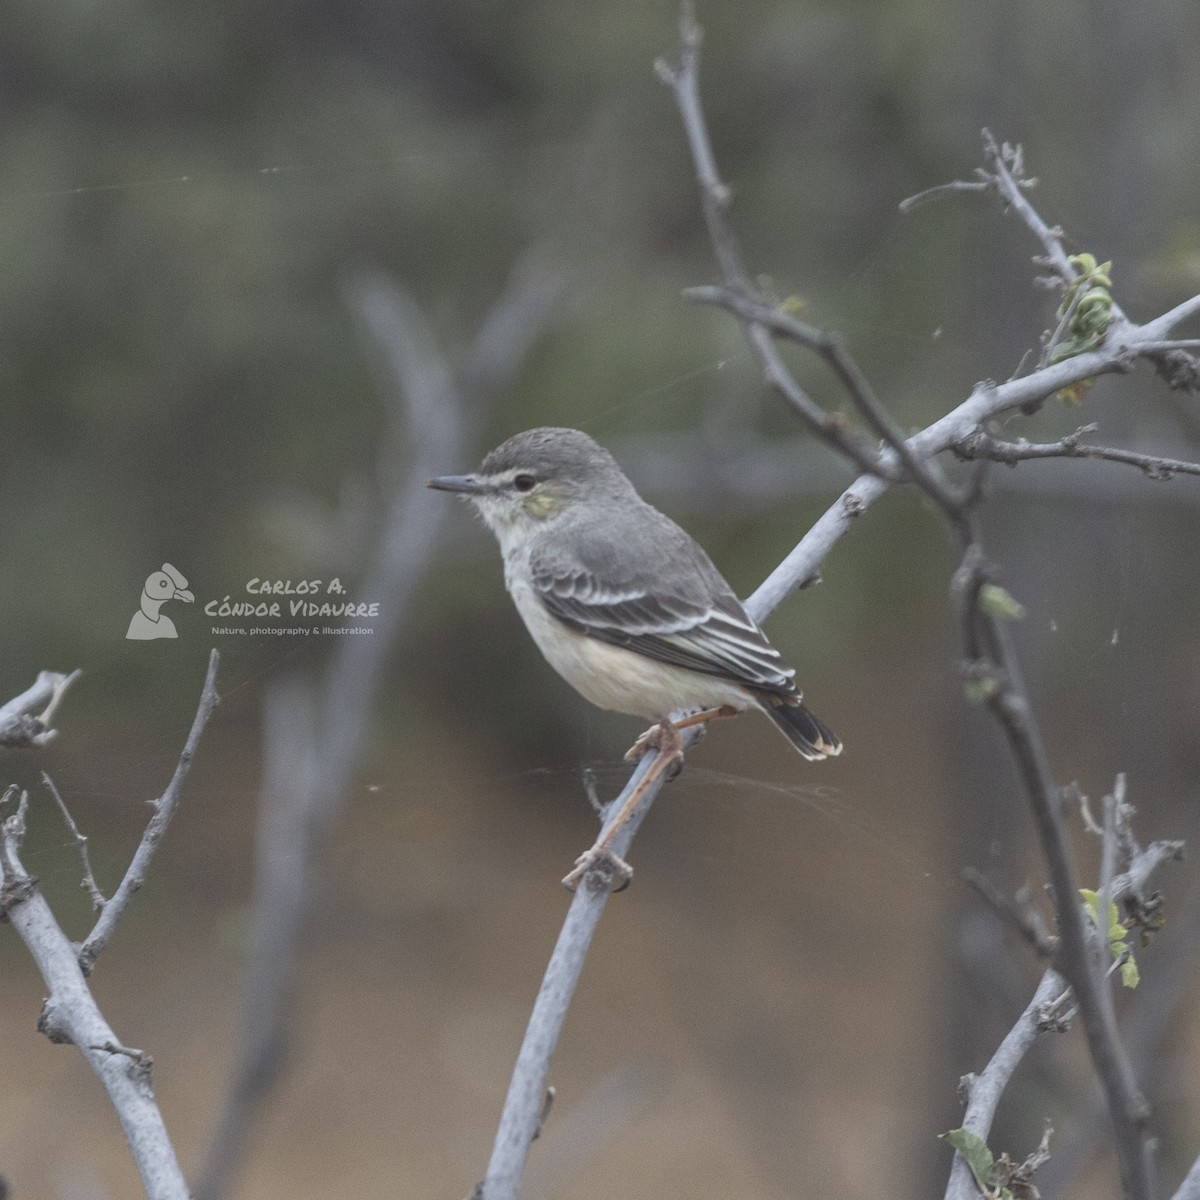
[[563, 720, 684, 892], [624, 705, 740, 762]]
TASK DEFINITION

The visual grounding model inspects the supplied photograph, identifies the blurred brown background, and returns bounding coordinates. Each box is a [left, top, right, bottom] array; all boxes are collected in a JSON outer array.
[[3, 0, 1200, 1197]]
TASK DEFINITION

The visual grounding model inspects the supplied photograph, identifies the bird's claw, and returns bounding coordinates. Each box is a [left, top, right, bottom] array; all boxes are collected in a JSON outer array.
[[624, 725, 660, 762], [562, 846, 633, 893]]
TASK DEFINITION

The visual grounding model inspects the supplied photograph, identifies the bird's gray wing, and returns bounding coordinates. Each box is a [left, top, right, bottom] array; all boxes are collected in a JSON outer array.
[[528, 514, 797, 696]]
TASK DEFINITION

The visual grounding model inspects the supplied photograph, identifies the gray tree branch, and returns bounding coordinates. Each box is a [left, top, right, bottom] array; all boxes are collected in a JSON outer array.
[[947, 792, 1183, 1200], [954, 425, 1200, 480], [0, 669, 81, 749], [0, 653, 221, 1199], [78, 650, 220, 974], [945, 969, 1066, 1200]]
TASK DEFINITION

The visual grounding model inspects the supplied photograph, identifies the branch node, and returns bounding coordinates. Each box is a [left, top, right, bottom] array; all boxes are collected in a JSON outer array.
[[531, 1085, 556, 1141], [0, 871, 37, 915], [37, 999, 72, 1044]]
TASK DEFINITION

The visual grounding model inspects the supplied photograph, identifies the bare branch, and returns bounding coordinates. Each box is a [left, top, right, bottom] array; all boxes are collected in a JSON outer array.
[[0, 669, 81, 749], [653, 1, 746, 291], [671, 27, 1166, 1199], [0, 834, 190, 1199], [0, 675, 202, 1200], [963, 867, 1054, 957], [955, 425, 1200, 480], [955, 549, 1154, 1198], [898, 178, 990, 213], [480, 743, 694, 1199], [948, 804, 1183, 1200], [980, 130, 1076, 286], [1142, 295, 1200, 339], [43, 773, 106, 912], [947, 969, 1066, 1200], [655, 4, 889, 481], [913, 130, 1199, 394], [1114, 839, 1185, 903], [0, 788, 31, 891], [683, 283, 962, 509], [78, 650, 220, 975]]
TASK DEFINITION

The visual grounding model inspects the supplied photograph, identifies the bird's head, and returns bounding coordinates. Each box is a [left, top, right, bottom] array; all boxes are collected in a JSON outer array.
[[428, 427, 636, 549]]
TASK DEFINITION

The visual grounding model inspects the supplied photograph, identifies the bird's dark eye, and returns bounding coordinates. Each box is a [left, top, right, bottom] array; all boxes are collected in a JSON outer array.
[[513, 474, 537, 493]]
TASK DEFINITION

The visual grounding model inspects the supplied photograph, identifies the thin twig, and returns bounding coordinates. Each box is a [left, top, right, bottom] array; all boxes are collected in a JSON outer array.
[[0, 669, 82, 749], [1141, 295, 1200, 338], [1112, 839, 1185, 904], [78, 650, 220, 975], [653, 3, 890, 483], [43, 772, 106, 912], [980, 130, 1075, 286], [955, 425, 1200, 480], [1094, 782, 1122, 1025], [913, 131, 1200, 398], [947, 969, 1066, 1200], [898, 178, 990, 213], [1038, 283, 1089, 369], [683, 283, 963, 509], [963, 867, 1054, 957]]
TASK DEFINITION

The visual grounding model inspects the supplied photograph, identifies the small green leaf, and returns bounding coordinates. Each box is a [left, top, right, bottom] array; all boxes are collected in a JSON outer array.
[[1121, 956, 1140, 989], [1081, 889, 1139, 984], [980, 584, 1026, 621], [942, 1128, 998, 1190], [1107, 908, 1125, 943]]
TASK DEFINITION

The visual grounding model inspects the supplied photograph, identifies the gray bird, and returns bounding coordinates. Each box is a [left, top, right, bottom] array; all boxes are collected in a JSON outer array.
[[430, 427, 840, 887]]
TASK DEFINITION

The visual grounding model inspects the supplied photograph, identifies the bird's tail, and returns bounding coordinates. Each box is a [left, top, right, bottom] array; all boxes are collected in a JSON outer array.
[[763, 698, 842, 761]]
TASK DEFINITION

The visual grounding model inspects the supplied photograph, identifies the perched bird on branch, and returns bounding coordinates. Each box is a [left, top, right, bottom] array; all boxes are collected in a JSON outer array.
[[429, 426, 840, 888]]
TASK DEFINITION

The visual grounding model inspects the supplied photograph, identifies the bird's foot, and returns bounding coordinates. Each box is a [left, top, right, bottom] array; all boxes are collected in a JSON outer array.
[[562, 845, 633, 893], [625, 705, 739, 761], [624, 725, 661, 762], [571, 719, 683, 893]]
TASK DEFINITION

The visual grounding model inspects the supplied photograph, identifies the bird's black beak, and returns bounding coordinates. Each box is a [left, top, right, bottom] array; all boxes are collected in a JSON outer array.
[[427, 473, 490, 495]]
